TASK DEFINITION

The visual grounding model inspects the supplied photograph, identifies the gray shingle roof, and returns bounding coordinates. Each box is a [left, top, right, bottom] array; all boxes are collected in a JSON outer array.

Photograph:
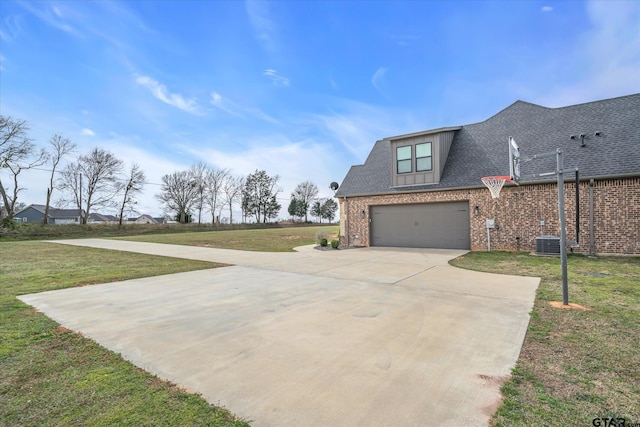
[[18, 204, 82, 218], [88, 213, 118, 221], [336, 93, 640, 197]]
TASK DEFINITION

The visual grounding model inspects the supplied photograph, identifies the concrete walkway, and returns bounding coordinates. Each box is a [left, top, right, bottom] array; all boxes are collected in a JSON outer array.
[[19, 239, 540, 426]]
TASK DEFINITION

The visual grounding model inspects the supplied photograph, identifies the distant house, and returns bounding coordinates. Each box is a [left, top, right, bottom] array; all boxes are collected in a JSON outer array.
[[14, 204, 83, 224], [87, 213, 119, 224], [127, 214, 168, 224]]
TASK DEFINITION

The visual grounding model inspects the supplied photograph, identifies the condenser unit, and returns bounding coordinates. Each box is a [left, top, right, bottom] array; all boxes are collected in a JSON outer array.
[[535, 236, 561, 255]]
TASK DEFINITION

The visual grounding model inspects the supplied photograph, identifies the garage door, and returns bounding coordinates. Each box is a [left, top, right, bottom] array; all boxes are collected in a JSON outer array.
[[370, 201, 470, 249]]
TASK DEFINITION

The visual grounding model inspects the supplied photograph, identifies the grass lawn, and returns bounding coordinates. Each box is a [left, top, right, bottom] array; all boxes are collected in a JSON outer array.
[[450, 252, 640, 425], [5, 225, 637, 426], [0, 241, 249, 427], [112, 225, 339, 252]]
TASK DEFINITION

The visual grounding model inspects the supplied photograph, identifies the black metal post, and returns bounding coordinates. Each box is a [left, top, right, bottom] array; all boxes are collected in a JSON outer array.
[[557, 149, 569, 305], [575, 170, 579, 245]]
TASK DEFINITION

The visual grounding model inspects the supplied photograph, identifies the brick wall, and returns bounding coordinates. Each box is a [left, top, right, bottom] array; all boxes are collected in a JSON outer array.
[[339, 177, 640, 255]]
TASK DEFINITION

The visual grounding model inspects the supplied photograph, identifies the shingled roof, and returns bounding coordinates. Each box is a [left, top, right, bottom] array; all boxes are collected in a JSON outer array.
[[23, 204, 82, 218], [336, 93, 640, 197]]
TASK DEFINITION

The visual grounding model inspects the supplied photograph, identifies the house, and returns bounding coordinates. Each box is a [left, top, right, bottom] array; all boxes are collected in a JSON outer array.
[[335, 93, 640, 255], [127, 214, 168, 224], [87, 213, 119, 224], [13, 204, 83, 224]]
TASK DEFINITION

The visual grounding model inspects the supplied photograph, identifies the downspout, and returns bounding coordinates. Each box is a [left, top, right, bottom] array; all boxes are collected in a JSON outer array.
[[589, 179, 595, 257], [575, 170, 580, 245], [344, 196, 350, 247]]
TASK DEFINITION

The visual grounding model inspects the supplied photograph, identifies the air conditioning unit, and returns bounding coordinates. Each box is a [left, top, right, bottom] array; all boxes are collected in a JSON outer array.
[[535, 236, 561, 255]]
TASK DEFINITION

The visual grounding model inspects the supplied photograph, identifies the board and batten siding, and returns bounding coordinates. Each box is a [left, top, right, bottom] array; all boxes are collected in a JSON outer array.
[[390, 130, 457, 187]]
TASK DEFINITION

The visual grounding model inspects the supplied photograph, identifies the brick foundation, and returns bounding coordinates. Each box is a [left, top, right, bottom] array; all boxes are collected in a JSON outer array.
[[339, 178, 640, 255]]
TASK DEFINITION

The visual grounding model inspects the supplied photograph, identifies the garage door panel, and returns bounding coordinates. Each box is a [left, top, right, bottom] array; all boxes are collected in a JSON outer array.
[[371, 202, 470, 249]]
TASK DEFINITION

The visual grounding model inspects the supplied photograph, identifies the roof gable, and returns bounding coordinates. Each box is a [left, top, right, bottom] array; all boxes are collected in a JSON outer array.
[[336, 93, 640, 197], [14, 204, 81, 218]]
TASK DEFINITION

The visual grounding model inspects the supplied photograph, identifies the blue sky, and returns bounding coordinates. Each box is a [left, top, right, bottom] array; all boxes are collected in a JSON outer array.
[[1, 0, 639, 220]]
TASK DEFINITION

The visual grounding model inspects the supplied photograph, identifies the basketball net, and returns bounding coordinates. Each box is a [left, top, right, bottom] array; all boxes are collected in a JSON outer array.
[[481, 176, 512, 199]]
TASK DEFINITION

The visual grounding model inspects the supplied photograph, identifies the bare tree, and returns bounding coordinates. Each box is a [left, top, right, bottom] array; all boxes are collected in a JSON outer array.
[[43, 134, 76, 224], [156, 170, 199, 224], [118, 163, 146, 227], [58, 148, 124, 223], [291, 181, 319, 222], [0, 116, 46, 219], [190, 161, 208, 224], [204, 167, 229, 225], [222, 175, 244, 224]]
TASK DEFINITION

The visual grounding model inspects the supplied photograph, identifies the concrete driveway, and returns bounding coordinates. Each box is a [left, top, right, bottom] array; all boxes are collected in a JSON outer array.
[[19, 239, 539, 426]]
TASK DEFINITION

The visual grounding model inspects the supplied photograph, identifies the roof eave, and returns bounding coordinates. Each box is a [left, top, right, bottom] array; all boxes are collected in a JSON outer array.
[[384, 126, 463, 141], [337, 172, 640, 198]]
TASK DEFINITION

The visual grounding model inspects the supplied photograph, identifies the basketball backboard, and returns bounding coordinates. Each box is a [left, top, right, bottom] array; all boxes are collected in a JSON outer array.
[[509, 136, 521, 184]]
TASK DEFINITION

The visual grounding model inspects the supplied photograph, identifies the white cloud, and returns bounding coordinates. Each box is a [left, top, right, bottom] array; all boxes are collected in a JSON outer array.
[[210, 92, 243, 117], [246, 0, 276, 51], [17, 1, 79, 36], [309, 100, 412, 160], [1, 14, 25, 42], [103, 142, 192, 216], [263, 69, 290, 86], [371, 67, 389, 94], [535, 0, 640, 106], [188, 137, 341, 213], [210, 92, 279, 124], [81, 128, 95, 136], [541, 6, 553, 12], [135, 75, 200, 115]]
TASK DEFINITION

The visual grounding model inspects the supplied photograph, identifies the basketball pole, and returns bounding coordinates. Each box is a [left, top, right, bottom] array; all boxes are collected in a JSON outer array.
[[522, 147, 576, 306], [556, 149, 569, 306]]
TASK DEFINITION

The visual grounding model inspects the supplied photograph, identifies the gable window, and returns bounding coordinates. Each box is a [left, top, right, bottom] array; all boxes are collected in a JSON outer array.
[[397, 145, 412, 173], [416, 142, 432, 172]]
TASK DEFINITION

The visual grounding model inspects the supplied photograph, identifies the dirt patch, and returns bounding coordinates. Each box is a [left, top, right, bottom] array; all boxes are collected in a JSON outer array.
[[477, 374, 509, 417], [548, 301, 590, 310]]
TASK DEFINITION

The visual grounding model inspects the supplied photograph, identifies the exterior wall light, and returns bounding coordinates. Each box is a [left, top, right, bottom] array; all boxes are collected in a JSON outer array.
[[474, 206, 479, 216], [360, 209, 366, 218]]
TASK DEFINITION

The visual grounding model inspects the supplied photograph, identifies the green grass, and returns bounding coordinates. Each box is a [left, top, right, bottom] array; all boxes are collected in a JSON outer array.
[[0, 241, 249, 427], [7, 226, 635, 425], [450, 252, 640, 425], [0, 221, 328, 242], [112, 225, 339, 252]]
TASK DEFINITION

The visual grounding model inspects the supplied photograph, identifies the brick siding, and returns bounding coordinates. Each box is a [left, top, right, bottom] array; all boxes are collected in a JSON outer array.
[[339, 177, 640, 255]]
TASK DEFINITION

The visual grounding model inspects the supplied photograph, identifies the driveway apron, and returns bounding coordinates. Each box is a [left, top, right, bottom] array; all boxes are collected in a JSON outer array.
[[19, 239, 539, 426]]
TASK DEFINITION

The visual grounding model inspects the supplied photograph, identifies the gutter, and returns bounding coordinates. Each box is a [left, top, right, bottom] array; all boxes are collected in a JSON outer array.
[[343, 196, 349, 246], [337, 173, 640, 199]]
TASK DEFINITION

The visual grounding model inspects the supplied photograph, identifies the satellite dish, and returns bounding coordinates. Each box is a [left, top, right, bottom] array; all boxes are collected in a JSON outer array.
[[329, 182, 339, 191]]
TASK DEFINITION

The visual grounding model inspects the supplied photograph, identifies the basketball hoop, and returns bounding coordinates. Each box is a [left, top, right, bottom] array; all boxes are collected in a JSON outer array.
[[481, 176, 512, 199]]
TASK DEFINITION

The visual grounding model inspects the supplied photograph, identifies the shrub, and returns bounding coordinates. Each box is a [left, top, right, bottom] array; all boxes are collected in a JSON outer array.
[[316, 231, 328, 244], [1, 217, 18, 230], [320, 238, 328, 247], [331, 239, 339, 249]]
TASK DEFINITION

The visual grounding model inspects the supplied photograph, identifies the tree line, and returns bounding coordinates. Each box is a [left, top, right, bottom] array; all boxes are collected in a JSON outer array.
[[1, 115, 145, 226], [1, 115, 338, 226], [288, 180, 338, 223]]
